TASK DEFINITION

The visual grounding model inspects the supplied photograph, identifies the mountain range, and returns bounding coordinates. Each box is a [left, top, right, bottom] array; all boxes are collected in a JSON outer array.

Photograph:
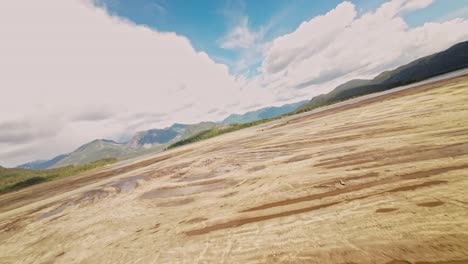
[[17, 105, 304, 169], [222, 100, 308, 125]]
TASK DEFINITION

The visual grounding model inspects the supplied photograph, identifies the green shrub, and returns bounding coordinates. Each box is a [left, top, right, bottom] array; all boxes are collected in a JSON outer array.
[[7, 176, 47, 191]]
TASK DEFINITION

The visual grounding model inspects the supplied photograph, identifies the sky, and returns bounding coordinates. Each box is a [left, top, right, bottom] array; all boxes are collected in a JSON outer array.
[[0, 0, 468, 167]]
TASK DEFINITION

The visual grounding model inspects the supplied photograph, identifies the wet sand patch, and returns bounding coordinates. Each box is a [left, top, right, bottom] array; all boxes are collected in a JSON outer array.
[[36, 203, 70, 221], [75, 189, 108, 204], [248, 165, 266, 172], [110, 175, 145, 193]]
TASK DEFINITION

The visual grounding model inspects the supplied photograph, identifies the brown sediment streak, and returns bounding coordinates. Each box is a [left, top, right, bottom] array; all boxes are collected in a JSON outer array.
[[185, 201, 340, 236], [318, 172, 379, 186], [284, 155, 313, 163], [242, 164, 466, 212], [386, 260, 468, 264], [431, 128, 468, 137], [183, 217, 208, 224], [247, 165, 266, 172], [315, 120, 389, 135], [414, 259, 468, 264], [376, 208, 398, 213], [157, 198, 194, 207], [387, 181, 447, 192], [417, 201, 445, 207]]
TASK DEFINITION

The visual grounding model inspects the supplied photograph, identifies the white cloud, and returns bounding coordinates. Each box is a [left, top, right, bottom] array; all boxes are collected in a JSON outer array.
[[0, 0, 263, 166], [1, 0, 467, 167], [256, 0, 468, 101], [219, 16, 270, 74]]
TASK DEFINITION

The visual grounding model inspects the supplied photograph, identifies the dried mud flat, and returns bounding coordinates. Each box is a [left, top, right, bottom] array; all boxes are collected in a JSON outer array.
[[1, 75, 468, 264]]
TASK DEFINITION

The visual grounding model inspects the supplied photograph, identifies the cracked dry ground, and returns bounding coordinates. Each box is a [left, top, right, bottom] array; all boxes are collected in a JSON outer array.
[[1, 75, 468, 264]]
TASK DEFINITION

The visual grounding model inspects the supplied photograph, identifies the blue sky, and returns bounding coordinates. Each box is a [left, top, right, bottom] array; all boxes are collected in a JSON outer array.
[[94, 0, 468, 73], [1, 0, 468, 166]]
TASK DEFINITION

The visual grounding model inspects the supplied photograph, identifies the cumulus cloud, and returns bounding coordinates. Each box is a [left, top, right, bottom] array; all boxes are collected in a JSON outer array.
[[0, 0, 261, 166], [1, 0, 467, 167]]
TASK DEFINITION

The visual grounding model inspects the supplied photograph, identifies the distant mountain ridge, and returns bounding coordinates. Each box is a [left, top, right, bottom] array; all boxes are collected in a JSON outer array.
[[297, 41, 468, 112], [222, 100, 308, 125], [17, 154, 68, 170], [18, 122, 217, 169]]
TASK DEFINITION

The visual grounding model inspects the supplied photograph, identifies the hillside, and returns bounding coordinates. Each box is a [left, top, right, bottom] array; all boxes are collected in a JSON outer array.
[[297, 41, 468, 112], [51, 140, 129, 168], [127, 122, 216, 149], [0, 158, 116, 194]]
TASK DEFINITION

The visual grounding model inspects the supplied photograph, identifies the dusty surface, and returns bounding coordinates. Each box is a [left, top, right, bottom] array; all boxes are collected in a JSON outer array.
[[1, 75, 468, 264]]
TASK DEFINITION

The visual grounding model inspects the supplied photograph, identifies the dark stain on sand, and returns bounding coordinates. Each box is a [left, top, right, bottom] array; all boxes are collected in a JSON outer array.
[[417, 201, 445, 207]]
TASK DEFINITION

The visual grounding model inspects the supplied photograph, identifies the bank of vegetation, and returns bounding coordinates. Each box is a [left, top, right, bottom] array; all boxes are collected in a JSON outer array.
[[0, 158, 117, 194]]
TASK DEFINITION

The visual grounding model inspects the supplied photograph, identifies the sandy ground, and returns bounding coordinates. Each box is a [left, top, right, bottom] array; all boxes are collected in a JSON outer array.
[[0, 75, 468, 264]]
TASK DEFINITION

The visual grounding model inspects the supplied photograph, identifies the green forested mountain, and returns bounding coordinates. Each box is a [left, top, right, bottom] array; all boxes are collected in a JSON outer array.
[[296, 41, 468, 112]]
